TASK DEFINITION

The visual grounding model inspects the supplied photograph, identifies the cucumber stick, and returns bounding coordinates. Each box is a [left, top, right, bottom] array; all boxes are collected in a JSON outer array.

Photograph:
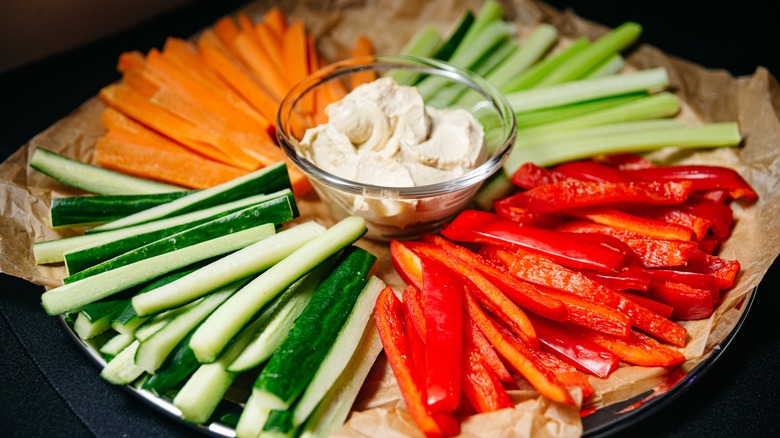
[[250, 246, 376, 412], [298, 322, 383, 438], [135, 279, 246, 373], [290, 275, 386, 427], [34, 189, 291, 264], [40, 223, 275, 315], [142, 332, 201, 395], [50, 191, 194, 228], [30, 147, 185, 195], [131, 221, 326, 318], [227, 257, 338, 373], [189, 216, 368, 364], [100, 332, 136, 357], [101, 340, 145, 385], [90, 161, 291, 232], [64, 195, 294, 280]]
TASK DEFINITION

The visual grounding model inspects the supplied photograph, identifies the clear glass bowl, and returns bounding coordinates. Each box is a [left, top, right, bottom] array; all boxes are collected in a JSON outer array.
[[277, 55, 517, 241]]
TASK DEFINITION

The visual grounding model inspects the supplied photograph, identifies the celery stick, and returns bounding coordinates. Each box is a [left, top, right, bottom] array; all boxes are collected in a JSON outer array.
[[517, 93, 646, 128], [518, 92, 681, 137], [432, 10, 475, 61], [484, 23, 559, 90], [583, 53, 626, 78], [454, 0, 504, 55], [501, 37, 590, 93], [390, 25, 442, 85], [504, 122, 742, 172], [416, 20, 513, 101], [507, 67, 669, 114], [517, 119, 684, 149], [474, 39, 519, 77], [535, 21, 642, 87]]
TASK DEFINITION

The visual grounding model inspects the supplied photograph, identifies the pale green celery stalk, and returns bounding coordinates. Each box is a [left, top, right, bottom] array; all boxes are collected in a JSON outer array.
[[504, 121, 742, 173], [583, 53, 626, 78], [507, 67, 669, 114], [500, 37, 590, 94], [517, 93, 646, 129], [484, 23, 558, 90], [535, 21, 642, 87], [474, 39, 519, 77], [389, 25, 442, 85], [516, 119, 684, 150], [453, 0, 504, 54], [416, 20, 513, 102], [518, 92, 681, 137]]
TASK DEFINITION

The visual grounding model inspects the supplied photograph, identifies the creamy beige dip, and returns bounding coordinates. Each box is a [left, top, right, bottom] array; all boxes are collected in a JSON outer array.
[[297, 76, 486, 187]]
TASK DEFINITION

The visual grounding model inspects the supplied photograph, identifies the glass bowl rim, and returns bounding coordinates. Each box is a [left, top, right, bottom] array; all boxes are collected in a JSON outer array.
[[276, 54, 518, 198]]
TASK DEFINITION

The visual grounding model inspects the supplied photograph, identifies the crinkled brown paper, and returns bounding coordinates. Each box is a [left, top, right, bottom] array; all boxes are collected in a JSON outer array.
[[1, 0, 779, 436]]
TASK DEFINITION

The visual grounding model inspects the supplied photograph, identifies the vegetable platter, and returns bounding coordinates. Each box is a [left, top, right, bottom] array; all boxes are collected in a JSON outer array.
[[1, 0, 780, 437]]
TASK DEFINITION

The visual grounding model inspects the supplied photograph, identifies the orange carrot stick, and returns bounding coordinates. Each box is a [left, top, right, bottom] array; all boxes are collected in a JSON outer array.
[[117, 50, 146, 73], [282, 20, 312, 112], [101, 108, 188, 153], [95, 137, 247, 189], [233, 30, 289, 101], [262, 6, 287, 39], [213, 15, 243, 60], [350, 35, 377, 89], [255, 20, 285, 72]]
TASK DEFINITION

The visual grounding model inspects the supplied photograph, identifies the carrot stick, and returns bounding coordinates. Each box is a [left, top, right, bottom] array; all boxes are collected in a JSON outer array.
[[282, 20, 312, 112], [349, 35, 377, 89], [101, 108, 188, 153], [213, 15, 243, 60], [262, 6, 287, 39], [233, 30, 289, 101], [255, 20, 285, 72], [117, 50, 146, 73], [95, 137, 247, 189], [198, 30, 280, 123]]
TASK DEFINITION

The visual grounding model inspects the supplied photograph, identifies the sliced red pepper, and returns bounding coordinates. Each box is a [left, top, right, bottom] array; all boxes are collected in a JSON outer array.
[[525, 346, 595, 399], [680, 250, 740, 289], [405, 240, 539, 349], [624, 238, 699, 269], [442, 210, 624, 274], [480, 245, 687, 347], [421, 258, 463, 413], [402, 284, 426, 341], [615, 291, 674, 319], [701, 189, 731, 203], [570, 207, 696, 241], [594, 153, 657, 170], [645, 281, 715, 320], [679, 193, 733, 240], [624, 205, 713, 242], [498, 179, 693, 214], [553, 160, 635, 183], [536, 286, 631, 339], [375, 286, 452, 438], [528, 314, 619, 379], [463, 288, 576, 406], [463, 313, 514, 383], [460, 312, 514, 413], [403, 292, 429, 404], [697, 238, 721, 255], [580, 328, 686, 368], [391, 239, 424, 291], [493, 201, 563, 228], [421, 233, 568, 322], [582, 265, 653, 292], [555, 220, 644, 240], [510, 161, 570, 189], [624, 164, 758, 201], [556, 231, 644, 267], [650, 269, 719, 301]]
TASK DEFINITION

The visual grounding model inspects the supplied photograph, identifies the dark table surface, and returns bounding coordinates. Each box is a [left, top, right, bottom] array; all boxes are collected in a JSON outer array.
[[2, 1, 779, 437]]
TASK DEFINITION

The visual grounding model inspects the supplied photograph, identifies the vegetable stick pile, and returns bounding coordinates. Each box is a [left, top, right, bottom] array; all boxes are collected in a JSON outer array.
[[381, 153, 758, 436], [93, 7, 374, 196]]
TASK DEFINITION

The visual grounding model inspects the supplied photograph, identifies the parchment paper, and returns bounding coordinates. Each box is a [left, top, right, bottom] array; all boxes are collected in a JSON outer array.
[[2, 1, 779, 436]]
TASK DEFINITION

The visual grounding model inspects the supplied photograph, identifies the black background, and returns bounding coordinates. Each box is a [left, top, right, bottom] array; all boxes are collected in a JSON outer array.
[[1, 1, 778, 437]]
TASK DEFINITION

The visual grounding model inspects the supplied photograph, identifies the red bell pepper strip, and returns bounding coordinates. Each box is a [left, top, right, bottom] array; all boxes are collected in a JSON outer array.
[[463, 288, 576, 406], [680, 250, 740, 289], [460, 312, 514, 413], [555, 220, 644, 240], [391, 239, 424, 291], [528, 314, 619, 378], [580, 328, 686, 368], [594, 153, 657, 170], [402, 284, 426, 341], [442, 210, 625, 274], [624, 164, 758, 201], [421, 233, 568, 322], [463, 313, 514, 383], [697, 238, 721, 255], [556, 231, 644, 267], [582, 265, 654, 292], [535, 286, 632, 339], [701, 189, 731, 204], [480, 245, 687, 347], [624, 205, 713, 242], [679, 193, 734, 240], [553, 160, 635, 183], [405, 240, 539, 349], [650, 269, 719, 301], [493, 201, 563, 228], [421, 257, 463, 413], [645, 281, 715, 320], [497, 179, 693, 214], [524, 345, 595, 399], [375, 286, 455, 438], [510, 161, 570, 189], [624, 238, 699, 269], [569, 207, 696, 241], [403, 292, 429, 404], [615, 291, 674, 319]]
